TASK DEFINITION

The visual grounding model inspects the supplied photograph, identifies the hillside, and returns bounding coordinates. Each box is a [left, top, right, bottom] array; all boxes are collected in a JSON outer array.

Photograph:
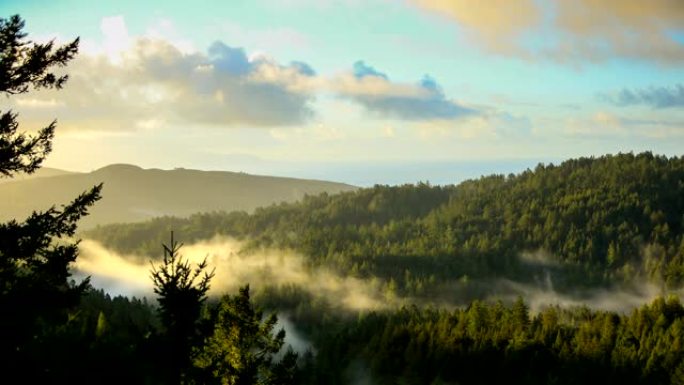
[[0, 167, 79, 183], [0, 164, 357, 228], [87, 152, 684, 294]]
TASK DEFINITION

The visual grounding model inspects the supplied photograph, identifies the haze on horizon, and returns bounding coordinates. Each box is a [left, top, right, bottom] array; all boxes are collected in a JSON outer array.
[[1, 0, 682, 183]]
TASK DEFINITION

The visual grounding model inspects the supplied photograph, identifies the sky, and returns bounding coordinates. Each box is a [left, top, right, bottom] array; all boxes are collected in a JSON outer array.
[[1, 0, 683, 185]]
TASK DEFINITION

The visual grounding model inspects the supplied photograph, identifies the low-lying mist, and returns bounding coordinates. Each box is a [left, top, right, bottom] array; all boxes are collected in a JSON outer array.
[[488, 277, 677, 313], [74, 237, 682, 314], [75, 237, 397, 311]]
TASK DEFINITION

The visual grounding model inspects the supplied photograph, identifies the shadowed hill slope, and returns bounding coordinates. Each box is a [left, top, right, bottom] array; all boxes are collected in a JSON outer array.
[[0, 164, 356, 228]]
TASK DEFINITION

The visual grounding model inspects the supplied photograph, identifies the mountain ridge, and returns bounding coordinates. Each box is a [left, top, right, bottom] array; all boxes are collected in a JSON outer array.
[[0, 164, 357, 229]]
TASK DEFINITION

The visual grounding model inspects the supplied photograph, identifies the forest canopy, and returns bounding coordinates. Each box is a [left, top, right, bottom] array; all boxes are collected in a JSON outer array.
[[88, 152, 684, 295]]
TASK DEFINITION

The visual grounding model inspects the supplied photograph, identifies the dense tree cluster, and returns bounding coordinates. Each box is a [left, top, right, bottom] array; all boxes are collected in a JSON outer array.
[[298, 296, 684, 385], [89, 152, 684, 298], [34, 286, 684, 385], [193, 286, 299, 385]]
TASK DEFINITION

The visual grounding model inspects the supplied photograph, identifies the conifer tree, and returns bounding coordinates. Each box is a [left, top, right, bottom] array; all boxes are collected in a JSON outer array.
[[0, 14, 102, 376], [151, 232, 214, 384], [192, 285, 299, 385]]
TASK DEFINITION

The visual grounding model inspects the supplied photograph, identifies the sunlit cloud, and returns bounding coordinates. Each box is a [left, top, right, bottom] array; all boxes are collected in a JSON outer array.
[[97, 15, 130, 62], [5, 16, 492, 134], [409, 0, 684, 64], [410, 0, 540, 56], [334, 61, 478, 120], [6, 18, 317, 132]]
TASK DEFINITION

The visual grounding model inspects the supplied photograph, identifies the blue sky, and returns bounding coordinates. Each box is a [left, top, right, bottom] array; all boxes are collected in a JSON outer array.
[[1, 0, 683, 184]]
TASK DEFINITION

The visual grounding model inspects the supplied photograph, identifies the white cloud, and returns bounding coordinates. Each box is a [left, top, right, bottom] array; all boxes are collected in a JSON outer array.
[[6, 17, 318, 132], [330, 61, 479, 120], [100, 16, 130, 62]]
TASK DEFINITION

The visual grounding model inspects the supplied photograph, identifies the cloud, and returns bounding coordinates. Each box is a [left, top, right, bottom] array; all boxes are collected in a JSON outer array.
[[208, 42, 253, 75], [336, 61, 478, 120], [602, 84, 684, 108], [410, 0, 540, 55], [290, 61, 316, 76], [100, 15, 130, 60], [5, 16, 490, 133], [409, 0, 684, 64], [7, 20, 317, 132], [353, 60, 388, 80], [564, 111, 684, 138]]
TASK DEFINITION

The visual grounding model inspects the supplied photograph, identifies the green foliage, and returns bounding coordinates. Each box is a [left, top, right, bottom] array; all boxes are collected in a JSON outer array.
[[151, 233, 214, 335], [151, 232, 214, 383], [193, 286, 298, 385], [89, 152, 684, 297], [150, 234, 298, 385], [0, 15, 77, 95], [294, 296, 684, 385], [54, 288, 160, 384], [0, 14, 101, 381], [0, 14, 78, 175]]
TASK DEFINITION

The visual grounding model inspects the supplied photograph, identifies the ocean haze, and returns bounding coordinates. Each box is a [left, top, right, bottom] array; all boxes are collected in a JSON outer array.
[[265, 159, 559, 186], [45, 158, 558, 187]]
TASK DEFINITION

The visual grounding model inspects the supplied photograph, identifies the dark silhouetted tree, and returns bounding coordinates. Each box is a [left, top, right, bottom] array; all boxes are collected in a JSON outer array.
[[0, 14, 102, 379], [151, 232, 214, 384]]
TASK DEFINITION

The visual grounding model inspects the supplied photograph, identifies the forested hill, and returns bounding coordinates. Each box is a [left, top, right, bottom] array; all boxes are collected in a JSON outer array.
[[0, 164, 356, 229], [87, 152, 684, 292]]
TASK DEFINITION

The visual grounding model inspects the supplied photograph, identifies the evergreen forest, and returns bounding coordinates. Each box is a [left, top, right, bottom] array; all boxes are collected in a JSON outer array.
[[2, 12, 684, 385]]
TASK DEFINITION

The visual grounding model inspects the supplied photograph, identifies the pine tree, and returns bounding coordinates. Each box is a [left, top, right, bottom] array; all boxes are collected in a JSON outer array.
[[192, 285, 298, 385], [150, 232, 214, 384], [0, 14, 102, 377]]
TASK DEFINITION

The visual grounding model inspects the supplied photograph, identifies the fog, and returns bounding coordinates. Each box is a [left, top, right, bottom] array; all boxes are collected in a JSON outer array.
[[74, 237, 403, 311], [275, 315, 314, 356], [488, 277, 678, 314], [74, 238, 682, 315]]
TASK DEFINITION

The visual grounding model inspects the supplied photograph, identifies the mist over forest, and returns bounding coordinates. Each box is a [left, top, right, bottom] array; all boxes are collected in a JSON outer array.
[[70, 152, 684, 384], [3, 2, 684, 384], [77, 232, 682, 316]]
